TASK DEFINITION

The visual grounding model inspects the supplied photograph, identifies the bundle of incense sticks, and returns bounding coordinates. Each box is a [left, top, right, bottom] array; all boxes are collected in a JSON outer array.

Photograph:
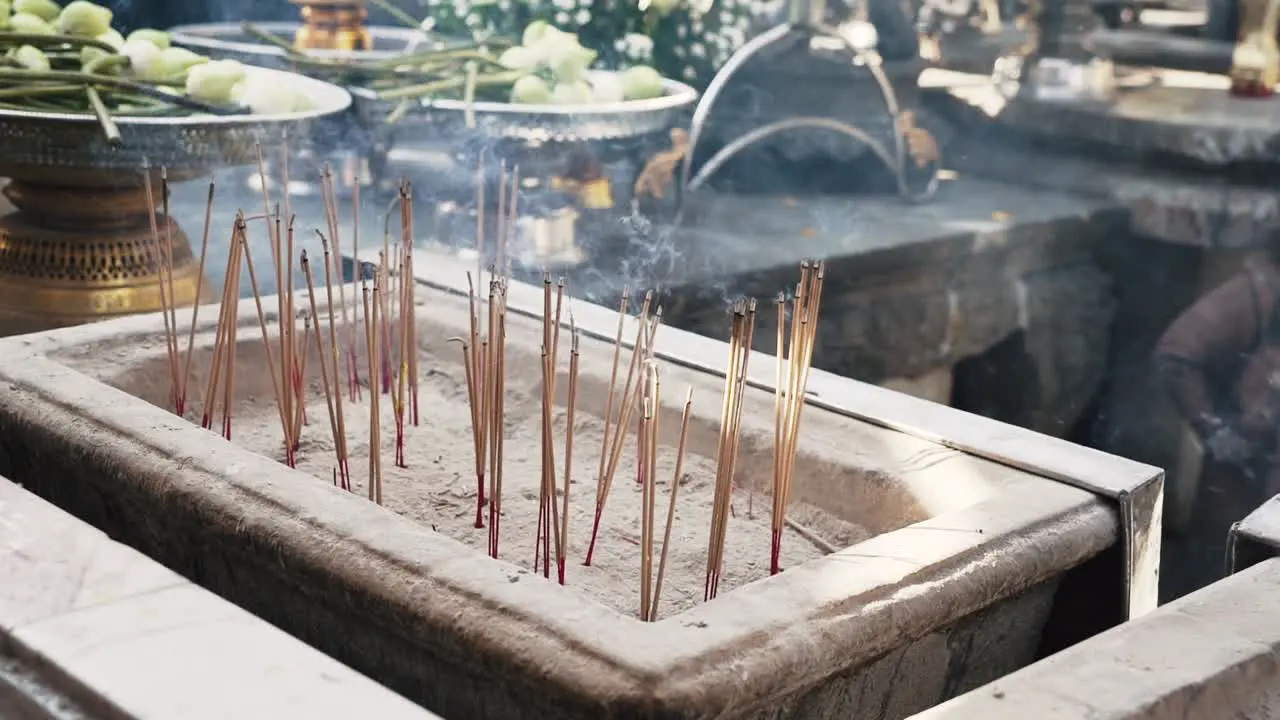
[[534, 274, 566, 579], [771, 261, 826, 575], [141, 166, 180, 416], [200, 216, 246, 441], [389, 181, 421, 468], [704, 300, 758, 602], [484, 272, 508, 557], [584, 292, 663, 566], [235, 213, 291, 459], [140, 170, 216, 418], [456, 160, 520, 540]]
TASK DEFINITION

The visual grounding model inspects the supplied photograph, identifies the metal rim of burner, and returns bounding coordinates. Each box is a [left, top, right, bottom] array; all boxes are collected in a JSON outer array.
[[678, 2, 942, 208]]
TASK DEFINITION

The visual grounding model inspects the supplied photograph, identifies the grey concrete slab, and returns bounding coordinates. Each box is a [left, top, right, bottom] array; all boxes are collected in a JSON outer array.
[[912, 557, 1280, 720], [0, 476, 441, 720]]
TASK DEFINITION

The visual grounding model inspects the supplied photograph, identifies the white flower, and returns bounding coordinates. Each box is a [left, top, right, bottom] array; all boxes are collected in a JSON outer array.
[[683, 66, 696, 80], [555, 11, 570, 23], [574, 9, 590, 23], [621, 32, 653, 60]]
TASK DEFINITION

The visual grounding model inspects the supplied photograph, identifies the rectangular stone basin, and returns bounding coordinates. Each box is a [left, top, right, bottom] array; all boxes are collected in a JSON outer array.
[[0, 248, 1160, 719], [915, 501, 1280, 719], [0, 475, 437, 720]]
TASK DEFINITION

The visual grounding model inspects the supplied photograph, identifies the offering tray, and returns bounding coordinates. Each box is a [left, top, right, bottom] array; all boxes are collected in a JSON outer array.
[[0, 67, 352, 337], [353, 74, 699, 145]]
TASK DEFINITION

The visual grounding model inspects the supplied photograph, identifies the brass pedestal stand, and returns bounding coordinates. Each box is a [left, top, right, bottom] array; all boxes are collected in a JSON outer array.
[[0, 169, 206, 337], [290, 0, 373, 52]]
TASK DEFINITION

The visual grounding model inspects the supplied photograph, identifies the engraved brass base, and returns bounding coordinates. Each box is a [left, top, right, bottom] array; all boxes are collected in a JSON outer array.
[[0, 177, 208, 337], [290, 0, 372, 51]]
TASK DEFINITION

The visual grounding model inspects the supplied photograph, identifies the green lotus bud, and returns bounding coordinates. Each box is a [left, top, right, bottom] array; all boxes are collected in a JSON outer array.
[[510, 74, 551, 104], [184, 59, 245, 104], [620, 65, 664, 101], [96, 28, 122, 48], [13, 44, 49, 71], [589, 71, 624, 103], [126, 28, 170, 49], [13, 0, 59, 22], [57, 0, 112, 37], [9, 11, 55, 33], [0, 1, 11, 23], [158, 46, 206, 73], [550, 79, 591, 105], [232, 71, 309, 114], [548, 41, 595, 82], [521, 20, 550, 47], [498, 46, 538, 71]]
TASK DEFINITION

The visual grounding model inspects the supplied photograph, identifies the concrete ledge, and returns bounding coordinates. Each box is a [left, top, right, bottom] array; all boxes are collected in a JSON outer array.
[[0, 476, 440, 720], [911, 558, 1280, 720], [1230, 494, 1280, 573]]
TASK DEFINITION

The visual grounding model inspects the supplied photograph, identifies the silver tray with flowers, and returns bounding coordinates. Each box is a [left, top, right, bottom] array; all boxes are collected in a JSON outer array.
[[351, 22, 698, 144], [0, 2, 352, 173]]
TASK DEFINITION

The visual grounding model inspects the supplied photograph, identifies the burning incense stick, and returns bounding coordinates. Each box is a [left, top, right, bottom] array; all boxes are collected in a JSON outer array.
[[220, 225, 246, 441], [638, 362, 660, 621], [236, 217, 292, 464], [558, 326, 580, 585], [178, 182, 216, 417], [364, 279, 385, 505], [141, 166, 180, 414], [485, 276, 509, 558], [200, 226, 240, 431], [704, 301, 757, 601], [302, 249, 347, 490], [651, 386, 693, 622], [461, 272, 486, 527], [770, 262, 825, 575], [401, 181, 420, 427], [318, 231, 352, 491], [585, 294, 658, 566]]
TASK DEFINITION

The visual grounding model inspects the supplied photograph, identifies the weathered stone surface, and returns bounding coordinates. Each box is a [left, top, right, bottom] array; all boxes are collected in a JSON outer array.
[[0, 258, 1160, 720], [0, 476, 438, 720], [915, 557, 1280, 720]]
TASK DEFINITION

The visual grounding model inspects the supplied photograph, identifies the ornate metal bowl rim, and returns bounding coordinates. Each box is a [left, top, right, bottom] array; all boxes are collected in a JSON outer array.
[[353, 74, 699, 117], [168, 21, 449, 62], [0, 66, 353, 127]]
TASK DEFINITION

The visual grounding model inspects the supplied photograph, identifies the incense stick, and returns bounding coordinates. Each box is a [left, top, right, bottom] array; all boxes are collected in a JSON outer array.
[[302, 249, 347, 491], [200, 226, 240, 431], [178, 182, 216, 417], [236, 217, 292, 463], [584, 294, 657, 566], [704, 301, 756, 601], [651, 386, 693, 621], [141, 166, 180, 414], [558, 326, 580, 585], [318, 231, 352, 491], [771, 262, 825, 574]]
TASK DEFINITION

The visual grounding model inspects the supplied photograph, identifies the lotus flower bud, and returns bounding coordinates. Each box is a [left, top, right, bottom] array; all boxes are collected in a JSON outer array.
[[547, 40, 595, 82], [185, 59, 245, 104], [231, 70, 312, 114], [13, 44, 49, 71], [57, 1, 112, 37], [620, 65, 663, 100], [550, 79, 592, 104], [77, 28, 120, 66], [121, 37, 162, 79], [589, 71, 624, 103], [521, 19, 550, 47], [0, 2, 11, 23], [498, 46, 538, 71], [9, 12, 55, 34], [158, 46, 206, 74], [510, 74, 551, 104], [126, 28, 170, 49], [13, 0, 58, 22]]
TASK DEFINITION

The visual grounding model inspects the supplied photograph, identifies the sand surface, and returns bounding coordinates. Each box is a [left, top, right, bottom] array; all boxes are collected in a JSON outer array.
[[226, 352, 865, 617]]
